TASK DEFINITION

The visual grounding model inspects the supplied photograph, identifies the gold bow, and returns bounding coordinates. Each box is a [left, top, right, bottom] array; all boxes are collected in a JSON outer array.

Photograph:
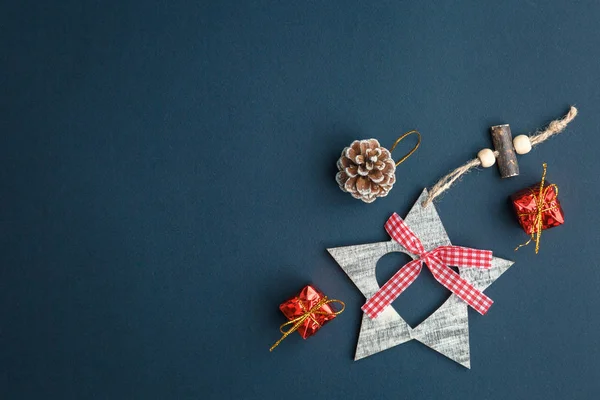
[[515, 163, 559, 254], [269, 296, 345, 352]]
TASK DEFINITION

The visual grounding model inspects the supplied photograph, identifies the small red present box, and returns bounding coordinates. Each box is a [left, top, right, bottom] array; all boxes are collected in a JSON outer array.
[[278, 285, 341, 339], [511, 181, 564, 235]]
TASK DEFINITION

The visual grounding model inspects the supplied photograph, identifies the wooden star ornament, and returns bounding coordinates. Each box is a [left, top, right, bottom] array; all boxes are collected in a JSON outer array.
[[327, 189, 514, 368]]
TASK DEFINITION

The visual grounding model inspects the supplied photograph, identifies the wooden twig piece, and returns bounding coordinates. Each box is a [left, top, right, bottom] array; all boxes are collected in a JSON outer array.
[[490, 124, 519, 178]]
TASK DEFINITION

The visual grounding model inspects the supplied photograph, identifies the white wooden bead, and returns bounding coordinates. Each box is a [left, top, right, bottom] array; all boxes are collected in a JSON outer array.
[[477, 148, 496, 168], [513, 134, 532, 155]]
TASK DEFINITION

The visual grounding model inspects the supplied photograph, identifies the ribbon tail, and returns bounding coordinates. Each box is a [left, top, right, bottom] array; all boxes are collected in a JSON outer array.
[[362, 259, 422, 319], [434, 245, 493, 269], [385, 213, 426, 255], [426, 256, 493, 315], [269, 315, 308, 352]]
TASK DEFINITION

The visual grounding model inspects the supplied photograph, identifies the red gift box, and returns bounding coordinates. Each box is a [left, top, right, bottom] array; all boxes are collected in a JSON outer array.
[[270, 285, 344, 351], [511, 181, 564, 235], [279, 285, 339, 339], [510, 164, 564, 254]]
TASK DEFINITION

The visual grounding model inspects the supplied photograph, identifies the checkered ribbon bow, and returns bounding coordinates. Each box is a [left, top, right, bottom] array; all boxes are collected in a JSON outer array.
[[362, 213, 494, 319]]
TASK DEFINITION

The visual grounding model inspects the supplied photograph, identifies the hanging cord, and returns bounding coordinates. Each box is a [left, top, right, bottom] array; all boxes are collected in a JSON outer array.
[[390, 130, 421, 166], [421, 106, 578, 207]]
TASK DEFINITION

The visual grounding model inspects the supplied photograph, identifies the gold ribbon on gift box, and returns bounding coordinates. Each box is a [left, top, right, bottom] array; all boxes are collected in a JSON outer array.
[[269, 297, 345, 352], [515, 163, 559, 254]]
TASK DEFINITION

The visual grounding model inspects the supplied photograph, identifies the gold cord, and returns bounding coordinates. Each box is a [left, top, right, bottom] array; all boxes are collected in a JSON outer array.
[[515, 163, 559, 254], [269, 297, 345, 352], [390, 130, 421, 167]]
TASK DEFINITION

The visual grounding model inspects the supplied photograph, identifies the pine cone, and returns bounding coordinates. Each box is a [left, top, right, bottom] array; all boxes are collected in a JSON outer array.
[[336, 139, 396, 203]]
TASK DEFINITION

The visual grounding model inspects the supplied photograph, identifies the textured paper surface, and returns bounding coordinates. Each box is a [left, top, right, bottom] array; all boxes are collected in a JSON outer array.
[[327, 189, 514, 368]]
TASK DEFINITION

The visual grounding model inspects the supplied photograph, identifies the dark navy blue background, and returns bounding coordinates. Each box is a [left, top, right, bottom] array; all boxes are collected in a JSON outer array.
[[2, 1, 600, 399]]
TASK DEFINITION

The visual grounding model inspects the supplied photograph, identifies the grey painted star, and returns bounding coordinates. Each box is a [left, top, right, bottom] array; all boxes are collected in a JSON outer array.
[[327, 189, 514, 368]]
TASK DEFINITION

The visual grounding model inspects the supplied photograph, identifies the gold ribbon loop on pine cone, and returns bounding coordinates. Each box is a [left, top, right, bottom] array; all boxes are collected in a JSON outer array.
[[269, 297, 345, 352], [515, 163, 559, 254], [390, 130, 421, 166]]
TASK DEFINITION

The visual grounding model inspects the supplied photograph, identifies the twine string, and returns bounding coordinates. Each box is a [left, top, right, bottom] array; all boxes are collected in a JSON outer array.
[[390, 130, 421, 167], [269, 297, 345, 352], [421, 106, 577, 207]]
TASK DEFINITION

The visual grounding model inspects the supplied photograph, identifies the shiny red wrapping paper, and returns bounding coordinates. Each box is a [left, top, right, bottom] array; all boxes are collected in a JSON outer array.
[[279, 285, 338, 339], [511, 181, 564, 235]]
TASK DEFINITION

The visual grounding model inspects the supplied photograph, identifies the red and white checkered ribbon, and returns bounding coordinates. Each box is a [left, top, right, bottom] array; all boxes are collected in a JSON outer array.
[[362, 213, 494, 319]]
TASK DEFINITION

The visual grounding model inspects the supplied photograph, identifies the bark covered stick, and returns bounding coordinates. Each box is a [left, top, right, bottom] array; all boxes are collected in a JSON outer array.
[[491, 124, 519, 178]]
